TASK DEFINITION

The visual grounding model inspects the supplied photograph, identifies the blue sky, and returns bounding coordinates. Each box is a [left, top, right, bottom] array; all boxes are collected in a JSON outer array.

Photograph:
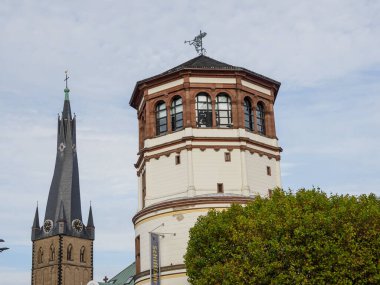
[[0, 1, 379, 284]]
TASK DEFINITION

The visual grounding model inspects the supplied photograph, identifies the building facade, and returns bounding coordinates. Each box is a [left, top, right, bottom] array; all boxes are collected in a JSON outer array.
[[129, 55, 282, 284], [31, 87, 95, 285]]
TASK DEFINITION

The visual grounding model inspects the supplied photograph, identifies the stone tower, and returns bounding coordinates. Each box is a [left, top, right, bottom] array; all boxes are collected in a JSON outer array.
[[129, 55, 282, 284], [31, 85, 95, 285]]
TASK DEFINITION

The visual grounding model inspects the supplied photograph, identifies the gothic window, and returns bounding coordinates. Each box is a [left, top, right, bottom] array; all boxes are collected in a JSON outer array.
[[244, 98, 254, 131], [216, 94, 232, 128], [195, 93, 212, 128], [49, 244, 55, 261], [171, 96, 183, 131], [256, 102, 265, 135], [67, 244, 73, 261], [155, 101, 167, 135], [37, 247, 44, 264], [80, 246, 85, 263]]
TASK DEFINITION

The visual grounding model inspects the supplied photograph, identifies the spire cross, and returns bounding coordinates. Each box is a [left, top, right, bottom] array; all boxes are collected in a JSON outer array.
[[64, 70, 70, 89], [185, 30, 207, 55]]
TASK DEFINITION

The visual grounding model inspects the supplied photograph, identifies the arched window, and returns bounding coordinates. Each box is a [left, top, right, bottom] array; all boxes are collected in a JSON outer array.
[[155, 101, 167, 135], [244, 98, 253, 131], [67, 244, 73, 261], [80, 246, 85, 263], [256, 102, 265, 135], [171, 96, 183, 131], [38, 247, 44, 264], [49, 244, 55, 261], [216, 94, 232, 128], [195, 93, 212, 127]]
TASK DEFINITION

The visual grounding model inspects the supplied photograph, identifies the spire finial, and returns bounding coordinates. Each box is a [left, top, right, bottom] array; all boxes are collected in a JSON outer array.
[[185, 30, 207, 55], [64, 70, 70, 100]]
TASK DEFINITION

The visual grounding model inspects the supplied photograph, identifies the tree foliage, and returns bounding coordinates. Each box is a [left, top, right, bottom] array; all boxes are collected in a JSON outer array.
[[184, 189, 380, 285]]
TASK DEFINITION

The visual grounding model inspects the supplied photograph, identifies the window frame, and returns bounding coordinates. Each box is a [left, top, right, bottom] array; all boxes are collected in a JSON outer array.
[[175, 154, 181, 165], [135, 235, 141, 274], [244, 98, 254, 131], [216, 93, 232, 128], [67, 244, 73, 261], [170, 96, 183, 132], [155, 101, 167, 136], [256, 102, 266, 135], [195, 93, 212, 128], [49, 244, 55, 261], [80, 246, 85, 263], [38, 247, 44, 264]]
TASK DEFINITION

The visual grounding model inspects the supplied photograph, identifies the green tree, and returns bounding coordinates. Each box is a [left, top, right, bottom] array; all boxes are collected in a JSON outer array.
[[184, 189, 380, 285]]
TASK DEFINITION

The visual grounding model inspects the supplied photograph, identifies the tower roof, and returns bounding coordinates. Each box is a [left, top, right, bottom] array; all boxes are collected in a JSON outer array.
[[87, 205, 94, 228], [130, 55, 281, 109], [44, 88, 82, 232], [32, 206, 40, 229]]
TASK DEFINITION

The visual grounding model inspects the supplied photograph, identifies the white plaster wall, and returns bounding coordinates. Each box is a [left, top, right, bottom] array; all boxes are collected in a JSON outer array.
[[139, 127, 281, 206], [145, 152, 188, 207], [135, 209, 211, 273], [189, 77, 236, 84], [241, 79, 271, 95], [136, 275, 188, 285], [245, 152, 281, 196], [192, 149, 242, 194], [148, 79, 184, 95]]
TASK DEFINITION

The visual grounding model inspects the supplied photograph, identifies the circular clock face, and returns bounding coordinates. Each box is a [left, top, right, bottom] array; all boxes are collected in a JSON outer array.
[[72, 219, 83, 232], [58, 143, 66, 152], [43, 220, 53, 233]]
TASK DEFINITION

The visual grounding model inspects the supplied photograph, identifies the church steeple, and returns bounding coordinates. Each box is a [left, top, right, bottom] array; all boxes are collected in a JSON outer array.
[[31, 80, 94, 240], [31, 75, 94, 285], [43, 86, 83, 236]]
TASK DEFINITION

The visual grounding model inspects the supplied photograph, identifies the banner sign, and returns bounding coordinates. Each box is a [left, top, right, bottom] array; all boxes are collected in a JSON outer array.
[[150, 233, 160, 285]]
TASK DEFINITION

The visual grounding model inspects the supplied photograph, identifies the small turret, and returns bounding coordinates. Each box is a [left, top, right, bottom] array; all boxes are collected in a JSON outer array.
[[86, 205, 95, 240], [31, 206, 40, 241]]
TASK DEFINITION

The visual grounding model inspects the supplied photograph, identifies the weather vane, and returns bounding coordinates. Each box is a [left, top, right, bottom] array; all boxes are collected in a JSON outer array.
[[185, 30, 207, 55], [64, 70, 69, 89]]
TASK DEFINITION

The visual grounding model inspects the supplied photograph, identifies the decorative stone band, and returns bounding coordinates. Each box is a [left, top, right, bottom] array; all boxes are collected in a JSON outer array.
[[134, 264, 186, 283], [135, 136, 282, 173], [132, 195, 254, 225]]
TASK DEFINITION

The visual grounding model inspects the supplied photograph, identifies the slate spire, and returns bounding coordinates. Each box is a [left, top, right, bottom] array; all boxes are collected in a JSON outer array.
[[86, 205, 95, 240], [44, 85, 82, 234], [31, 205, 40, 241], [32, 205, 40, 228], [87, 205, 94, 228]]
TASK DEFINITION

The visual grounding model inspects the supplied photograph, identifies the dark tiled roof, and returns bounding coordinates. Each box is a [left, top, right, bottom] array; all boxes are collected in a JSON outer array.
[[44, 95, 82, 230], [136, 55, 280, 86], [99, 262, 135, 285], [87, 205, 94, 228], [130, 55, 281, 108]]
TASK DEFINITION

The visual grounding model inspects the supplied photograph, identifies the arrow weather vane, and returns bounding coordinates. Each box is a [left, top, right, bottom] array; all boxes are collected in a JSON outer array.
[[185, 30, 207, 55], [64, 70, 69, 89]]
